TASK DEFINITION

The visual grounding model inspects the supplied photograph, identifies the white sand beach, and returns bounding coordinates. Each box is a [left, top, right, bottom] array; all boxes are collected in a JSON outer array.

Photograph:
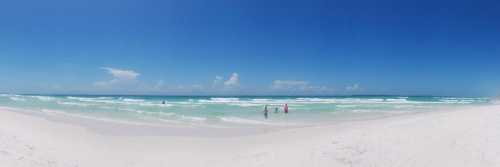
[[1, 104, 500, 167]]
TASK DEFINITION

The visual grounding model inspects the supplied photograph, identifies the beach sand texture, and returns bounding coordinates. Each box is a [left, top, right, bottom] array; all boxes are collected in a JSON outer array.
[[1, 104, 500, 167]]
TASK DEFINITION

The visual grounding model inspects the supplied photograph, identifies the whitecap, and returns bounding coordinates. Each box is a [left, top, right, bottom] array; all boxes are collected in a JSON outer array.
[[66, 96, 105, 103], [438, 97, 488, 104], [57, 101, 91, 107], [227, 103, 262, 107], [96, 97, 114, 100], [199, 97, 240, 103], [122, 98, 145, 102], [30, 96, 56, 101], [251, 98, 273, 102], [137, 103, 173, 107], [66, 96, 171, 107], [384, 98, 409, 103], [9, 97, 26, 102]]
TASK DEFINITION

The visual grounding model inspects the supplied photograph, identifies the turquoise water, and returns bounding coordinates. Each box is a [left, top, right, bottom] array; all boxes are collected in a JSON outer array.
[[0, 94, 491, 126]]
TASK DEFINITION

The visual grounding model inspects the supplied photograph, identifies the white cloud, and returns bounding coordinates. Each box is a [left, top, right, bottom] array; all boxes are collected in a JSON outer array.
[[94, 67, 140, 87], [101, 67, 140, 80], [224, 73, 240, 88], [211, 73, 241, 90], [346, 83, 360, 91], [272, 80, 309, 90], [271, 80, 335, 93], [212, 75, 223, 87]]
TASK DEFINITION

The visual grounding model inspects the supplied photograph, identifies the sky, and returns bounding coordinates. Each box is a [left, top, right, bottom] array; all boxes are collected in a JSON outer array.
[[0, 0, 499, 96]]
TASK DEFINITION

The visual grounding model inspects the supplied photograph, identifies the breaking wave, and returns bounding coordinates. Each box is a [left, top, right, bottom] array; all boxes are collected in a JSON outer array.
[[0, 94, 493, 127]]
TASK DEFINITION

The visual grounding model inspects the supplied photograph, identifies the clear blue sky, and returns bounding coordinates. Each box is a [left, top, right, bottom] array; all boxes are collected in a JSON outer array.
[[0, 0, 499, 96]]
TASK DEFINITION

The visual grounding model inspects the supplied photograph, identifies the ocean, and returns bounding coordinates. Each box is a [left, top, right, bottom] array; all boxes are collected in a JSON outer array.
[[0, 94, 491, 127]]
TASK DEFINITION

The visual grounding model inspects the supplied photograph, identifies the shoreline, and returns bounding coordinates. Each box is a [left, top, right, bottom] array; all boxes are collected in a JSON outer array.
[[1, 104, 500, 166], [0, 106, 301, 138], [0, 105, 438, 138]]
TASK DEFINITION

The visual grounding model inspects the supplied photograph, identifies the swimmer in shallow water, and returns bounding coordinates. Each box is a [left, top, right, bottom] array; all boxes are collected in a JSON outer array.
[[263, 105, 269, 119], [284, 103, 289, 114]]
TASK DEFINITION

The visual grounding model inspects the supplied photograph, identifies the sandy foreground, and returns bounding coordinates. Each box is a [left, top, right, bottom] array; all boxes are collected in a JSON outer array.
[[1, 105, 500, 167]]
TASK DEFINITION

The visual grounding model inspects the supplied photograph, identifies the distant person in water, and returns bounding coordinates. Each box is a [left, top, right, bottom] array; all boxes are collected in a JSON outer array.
[[284, 104, 289, 114], [263, 105, 269, 119], [161, 100, 166, 105], [274, 107, 279, 113]]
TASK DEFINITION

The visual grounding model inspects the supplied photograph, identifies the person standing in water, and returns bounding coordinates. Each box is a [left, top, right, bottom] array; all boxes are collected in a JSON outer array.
[[263, 105, 269, 119], [284, 103, 289, 114]]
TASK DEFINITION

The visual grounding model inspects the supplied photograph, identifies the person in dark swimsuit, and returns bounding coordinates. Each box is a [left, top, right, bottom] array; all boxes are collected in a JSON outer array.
[[284, 104, 289, 114], [263, 105, 269, 119]]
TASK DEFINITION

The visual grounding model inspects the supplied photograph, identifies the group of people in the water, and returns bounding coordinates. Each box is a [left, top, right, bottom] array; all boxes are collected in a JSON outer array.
[[263, 104, 289, 119], [160, 100, 286, 119]]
